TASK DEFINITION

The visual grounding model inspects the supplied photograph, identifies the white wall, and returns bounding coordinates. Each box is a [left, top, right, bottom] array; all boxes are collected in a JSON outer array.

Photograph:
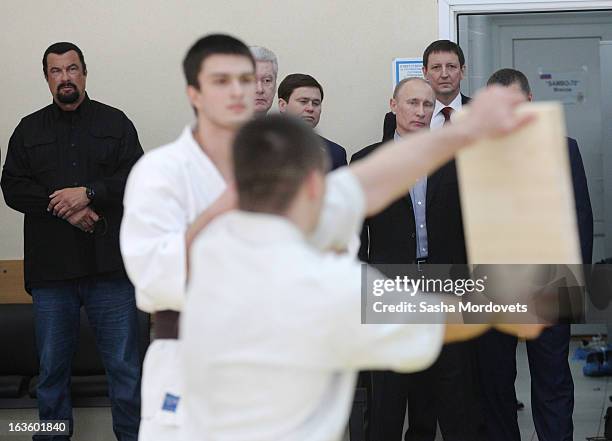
[[0, 0, 438, 259]]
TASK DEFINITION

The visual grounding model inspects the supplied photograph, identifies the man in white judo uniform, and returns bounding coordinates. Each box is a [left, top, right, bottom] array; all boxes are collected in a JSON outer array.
[[181, 87, 544, 441], [120, 34, 256, 440]]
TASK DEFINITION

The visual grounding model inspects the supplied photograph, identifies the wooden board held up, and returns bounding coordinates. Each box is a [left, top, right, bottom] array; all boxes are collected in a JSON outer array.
[[456, 102, 581, 264]]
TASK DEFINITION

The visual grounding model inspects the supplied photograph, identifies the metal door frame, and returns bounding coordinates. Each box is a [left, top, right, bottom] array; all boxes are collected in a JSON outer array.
[[439, 0, 612, 41], [600, 41, 612, 257]]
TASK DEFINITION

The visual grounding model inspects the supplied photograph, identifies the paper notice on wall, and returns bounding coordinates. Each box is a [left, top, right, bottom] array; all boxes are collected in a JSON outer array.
[[536, 67, 587, 104], [455, 102, 581, 264], [392, 58, 423, 90]]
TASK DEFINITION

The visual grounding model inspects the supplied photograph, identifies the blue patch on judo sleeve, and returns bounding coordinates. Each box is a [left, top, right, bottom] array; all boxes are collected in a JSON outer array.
[[162, 393, 180, 412]]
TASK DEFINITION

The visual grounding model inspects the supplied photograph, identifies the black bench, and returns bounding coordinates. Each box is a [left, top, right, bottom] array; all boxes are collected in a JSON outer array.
[[0, 303, 149, 409]]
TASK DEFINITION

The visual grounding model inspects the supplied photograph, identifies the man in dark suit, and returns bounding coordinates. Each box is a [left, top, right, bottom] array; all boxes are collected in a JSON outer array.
[[384, 40, 470, 140], [477, 68, 593, 441], [352, 76, 483, 441], [278, 73, 347, 170]]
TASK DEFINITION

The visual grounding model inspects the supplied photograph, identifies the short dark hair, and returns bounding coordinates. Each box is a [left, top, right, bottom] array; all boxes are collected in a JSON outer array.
[[423, 40, 465, 68], [487, 68, 531, 95], [183, 34, 255, 89], [233, 115, 329, 214], [278, 74, 324, 102], [43, 42, 87, 78]]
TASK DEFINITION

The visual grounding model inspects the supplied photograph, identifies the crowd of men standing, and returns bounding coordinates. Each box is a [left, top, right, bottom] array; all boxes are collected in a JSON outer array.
[[0, 35, 592, 441]]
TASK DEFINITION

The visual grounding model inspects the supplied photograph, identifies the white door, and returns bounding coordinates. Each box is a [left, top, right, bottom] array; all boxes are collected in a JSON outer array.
[[497, 17, 611, 264], [459, 12, 612, 335], [600, 41, 612, 258], [460, 12, 612, 263]]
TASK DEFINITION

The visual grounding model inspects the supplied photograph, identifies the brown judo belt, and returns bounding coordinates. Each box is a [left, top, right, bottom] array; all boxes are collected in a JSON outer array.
[[153, 310, 180, 339]]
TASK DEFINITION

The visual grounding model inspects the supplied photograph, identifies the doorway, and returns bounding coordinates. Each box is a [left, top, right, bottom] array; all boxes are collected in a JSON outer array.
[[458, 10, 612, 263], [457, 11, 612, 337]]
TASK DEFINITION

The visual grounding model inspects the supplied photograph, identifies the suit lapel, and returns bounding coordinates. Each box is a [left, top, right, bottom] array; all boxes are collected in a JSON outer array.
[[426, 170, 442, 209]]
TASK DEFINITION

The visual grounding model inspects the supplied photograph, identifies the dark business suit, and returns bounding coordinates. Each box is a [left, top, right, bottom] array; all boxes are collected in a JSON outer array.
[[353, 148, 466, 266], [320, 135, 347, 170], [352, 94, 484, 441], [477, 136, 593, 441]]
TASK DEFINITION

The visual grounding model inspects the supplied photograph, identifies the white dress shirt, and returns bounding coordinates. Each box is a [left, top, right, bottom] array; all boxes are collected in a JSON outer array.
[[394, 131, 428, 259], [181, 168, 444, 441], [430, 93, 463, 130]]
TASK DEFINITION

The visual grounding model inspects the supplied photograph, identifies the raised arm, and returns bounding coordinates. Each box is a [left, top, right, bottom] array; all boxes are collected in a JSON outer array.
[[310, 87, 534, 252]]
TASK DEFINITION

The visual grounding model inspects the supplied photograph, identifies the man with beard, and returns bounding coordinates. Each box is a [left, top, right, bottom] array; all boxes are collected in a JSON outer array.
[[278, 73, 347, 170], [250, 45, 278, 115], [120, 34, 256, 441], [1, 42, 143, 441]]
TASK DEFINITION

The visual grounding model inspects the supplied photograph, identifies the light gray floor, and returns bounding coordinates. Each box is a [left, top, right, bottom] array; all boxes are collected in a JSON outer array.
[[515, 339, 610, 441], [1, 340, 609, 441]]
